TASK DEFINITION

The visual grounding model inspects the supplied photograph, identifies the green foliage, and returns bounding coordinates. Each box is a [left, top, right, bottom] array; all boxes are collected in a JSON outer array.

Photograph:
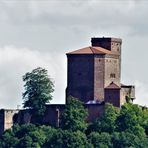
[[13, 124, 37, 138], [0, 124, 56, 148], [1, 101, 148, 147], [116, 103, 145, 131], [0, 129, 19, 148], [39, 125, 57, 140], [112, 131, 148, 148], [88, 132, 112, 148], [18, 135, 34, 148], [44, 129, 92, 148], [88, 103, 119, 133], [141, 107, 148, 135], [22, 67, 54, 121], [87, 103, 148, 147], [60, 96, 88, 131]]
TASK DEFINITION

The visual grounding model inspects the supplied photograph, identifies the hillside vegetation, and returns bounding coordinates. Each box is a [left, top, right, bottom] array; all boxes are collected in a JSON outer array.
[[0, 96, 148, 148]]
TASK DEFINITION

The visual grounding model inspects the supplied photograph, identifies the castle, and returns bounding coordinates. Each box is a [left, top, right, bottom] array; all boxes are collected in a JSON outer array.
[[0, 37, 135, 135], [66, 37, 135, 106]]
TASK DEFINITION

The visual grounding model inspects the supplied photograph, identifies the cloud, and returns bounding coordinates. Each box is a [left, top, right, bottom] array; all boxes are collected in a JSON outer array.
[[0, 45, 66, 108], [1, 0, 148, 37], [134, 80, 148, 107], [0, 0, 148, 108]]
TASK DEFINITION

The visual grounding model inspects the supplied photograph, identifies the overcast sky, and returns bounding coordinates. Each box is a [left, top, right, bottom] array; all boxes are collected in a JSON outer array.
[[0, 0, 148, 109]]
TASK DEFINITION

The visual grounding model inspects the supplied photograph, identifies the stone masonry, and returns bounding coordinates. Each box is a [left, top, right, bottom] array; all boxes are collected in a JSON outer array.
[[66, 37, 133, 105]]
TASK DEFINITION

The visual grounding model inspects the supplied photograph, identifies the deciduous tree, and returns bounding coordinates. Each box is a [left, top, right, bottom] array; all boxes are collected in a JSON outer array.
[[88, 103, 119, 133], [60, 96, 88, 131], [22, 67, 54, 122]]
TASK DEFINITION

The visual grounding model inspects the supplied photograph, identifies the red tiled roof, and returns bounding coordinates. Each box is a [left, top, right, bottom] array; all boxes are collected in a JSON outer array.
[[66, 46, 117, 55], [105, 82, 120, 89]]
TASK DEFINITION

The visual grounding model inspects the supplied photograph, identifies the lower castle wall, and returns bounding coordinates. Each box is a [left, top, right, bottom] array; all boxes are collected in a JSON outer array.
[[85, 104, 105, 122], [0, 110, 4, 135], [0, 109, 19, 135], [16, 104, 105, 126], [120, 85, 135, 105], [105, 89, 121, 107], [0, 103, 105, 135]]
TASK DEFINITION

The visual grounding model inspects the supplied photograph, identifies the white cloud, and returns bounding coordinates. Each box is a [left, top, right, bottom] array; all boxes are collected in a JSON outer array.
[[0, 0, 148, 108], [134, 80, 148, 107], [0, 45, 66, 108]]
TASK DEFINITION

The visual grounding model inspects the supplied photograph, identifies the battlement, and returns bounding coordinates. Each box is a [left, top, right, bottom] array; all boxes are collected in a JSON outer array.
[[91, 37, 122, 52]]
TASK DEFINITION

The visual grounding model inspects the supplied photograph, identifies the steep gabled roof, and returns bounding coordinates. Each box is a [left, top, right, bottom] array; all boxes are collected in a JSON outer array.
[[105, 82, 121, 89], [66, 46, 115, 55]]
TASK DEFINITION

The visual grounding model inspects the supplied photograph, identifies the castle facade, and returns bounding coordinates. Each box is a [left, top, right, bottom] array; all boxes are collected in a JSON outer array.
[[0, 37, 135, 135], [66, 37, 135, 106]]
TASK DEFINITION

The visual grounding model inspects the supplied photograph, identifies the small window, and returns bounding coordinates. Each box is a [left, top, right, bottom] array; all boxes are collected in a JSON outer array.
[[110, 73, 116, 78]]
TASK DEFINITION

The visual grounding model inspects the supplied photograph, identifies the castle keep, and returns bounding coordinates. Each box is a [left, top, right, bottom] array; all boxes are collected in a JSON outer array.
[[66, 37, 135, 106], [0, 37, 135, 135]]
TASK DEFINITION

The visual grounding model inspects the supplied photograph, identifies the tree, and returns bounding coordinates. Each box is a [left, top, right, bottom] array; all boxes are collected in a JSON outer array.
[[60, 96, 88, 132], [44, 129, 92, 148], [112, 131, 148, 148], [13, 124, 37, 139], [88, 103, 119, 133], [116, 103, 144, 131], [0, 124, 56, 148], [88, 132, 112, 148], [140, 107, 148, 135], [22, 67, 54, 121], [0, 129, 19, 148]]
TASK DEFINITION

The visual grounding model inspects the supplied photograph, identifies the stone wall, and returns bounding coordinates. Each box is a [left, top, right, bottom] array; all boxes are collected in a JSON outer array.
[[0, 109, 19, 135], [66, 54, 94, 103], [94, 55, 105, 101], [120, 85, 135, 105], [0, 110, 4, 135], [0, 103, 106, 135], [91, 38, 122, 88], [91, 37, 122, 53], [104, 55, 120, 88], [104, 88, 121, 107], [85, 104, 105, 122], [43, 105, 65, 127]]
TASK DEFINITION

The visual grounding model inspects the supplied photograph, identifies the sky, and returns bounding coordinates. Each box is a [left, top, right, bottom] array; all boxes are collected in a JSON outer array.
[[0, 0, 148, 109]]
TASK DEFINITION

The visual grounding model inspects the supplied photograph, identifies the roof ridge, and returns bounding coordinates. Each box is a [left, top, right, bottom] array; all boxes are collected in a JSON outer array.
[[66, 46, 118, 55], [90, 46, 95, 54], [91, 46, 107, 54], [105, 82, 121, 89]]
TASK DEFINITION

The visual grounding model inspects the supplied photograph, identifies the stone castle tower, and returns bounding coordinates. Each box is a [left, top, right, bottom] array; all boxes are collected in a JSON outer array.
[[66, 37, 135, 107], [0, 36, 135, 135]]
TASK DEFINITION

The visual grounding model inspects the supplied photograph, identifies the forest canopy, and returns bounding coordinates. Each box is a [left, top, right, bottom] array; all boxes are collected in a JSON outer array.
[[0, 96, 148, 148]]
